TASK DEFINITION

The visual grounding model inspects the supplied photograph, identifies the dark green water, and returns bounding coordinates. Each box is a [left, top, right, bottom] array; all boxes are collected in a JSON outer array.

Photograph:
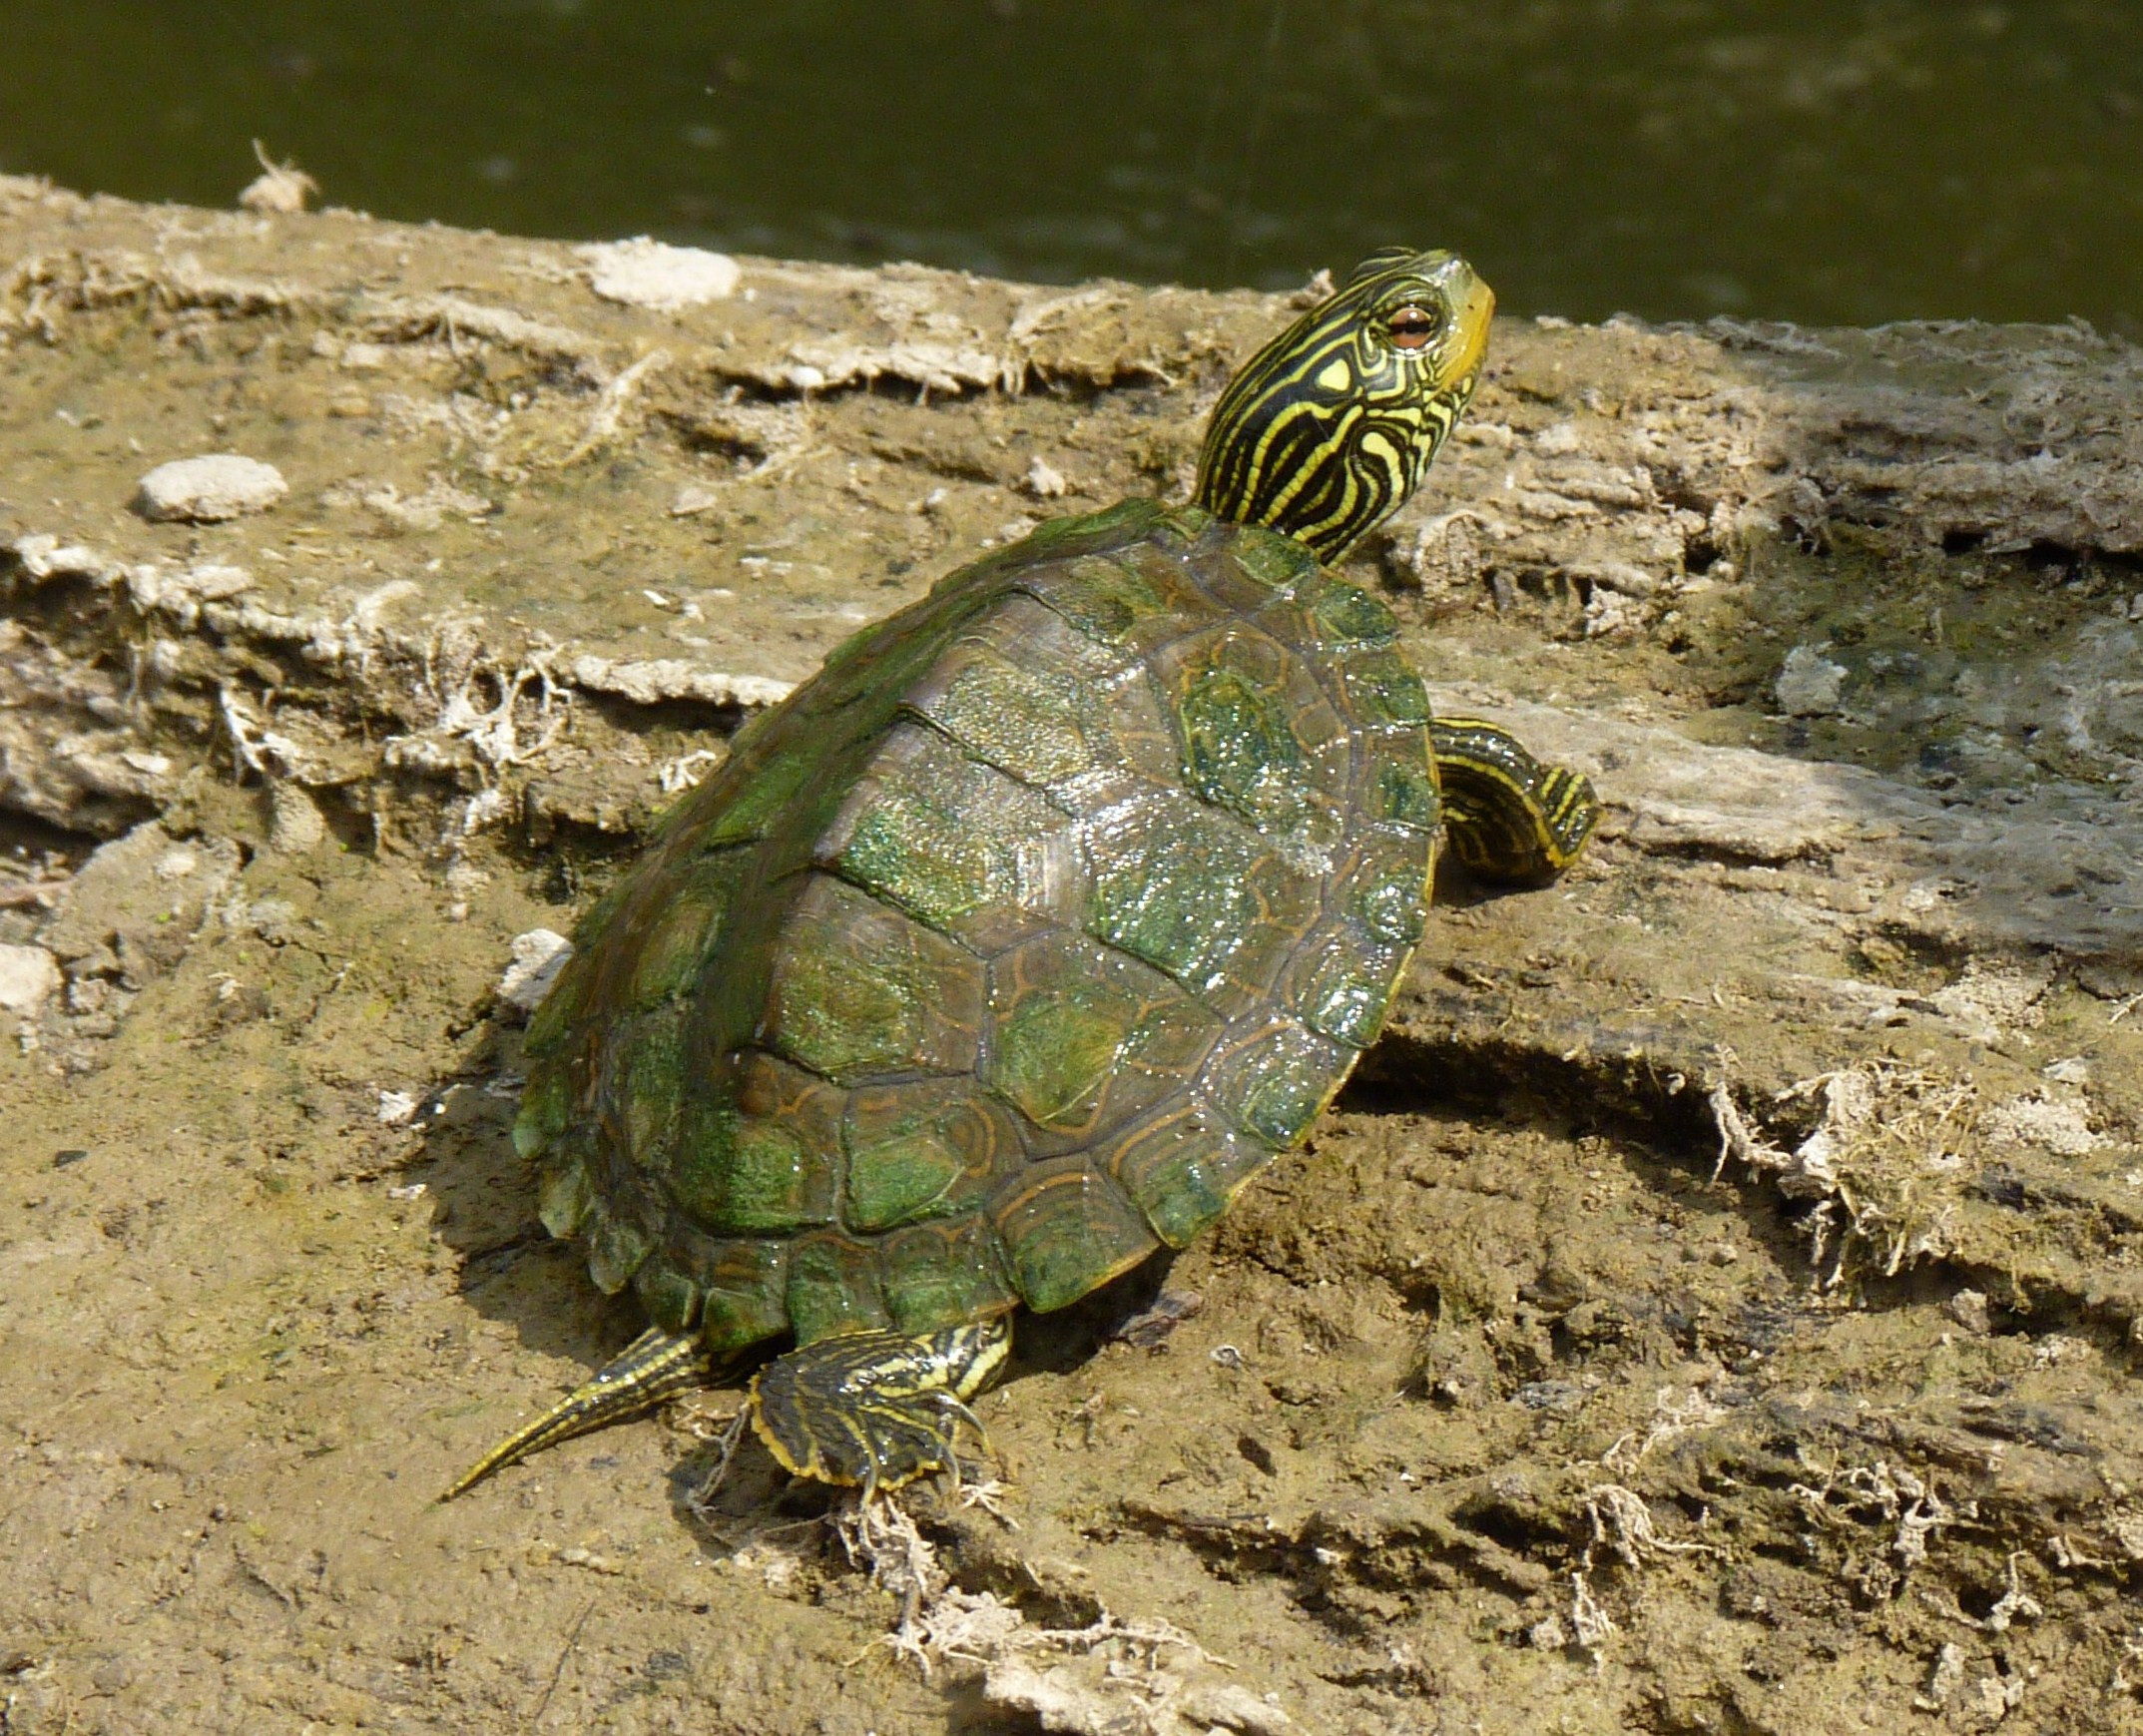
[[5, 1, 2140, 327]]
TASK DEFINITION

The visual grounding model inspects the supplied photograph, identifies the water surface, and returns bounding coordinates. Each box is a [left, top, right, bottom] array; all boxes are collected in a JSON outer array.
[[4, 1, 2139, 325]]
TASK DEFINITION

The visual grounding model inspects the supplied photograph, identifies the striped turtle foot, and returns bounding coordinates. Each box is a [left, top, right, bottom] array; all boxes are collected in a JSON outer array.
[[439, 1327, 715, 1501], [1430, 714, 1601, 883], [750, 1319, 1013, 1498]]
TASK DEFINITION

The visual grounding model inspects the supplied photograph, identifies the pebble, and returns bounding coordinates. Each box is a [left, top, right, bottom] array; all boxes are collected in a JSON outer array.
[[578, 238, 741, 310], [1945, 1290, 1992, 1335], [268, 784, 328, 855], [0, 942, 60, 1015], [136, 454, 288, 522], [1775, 644, 1848, 717], [498, 929, 574, 1014]]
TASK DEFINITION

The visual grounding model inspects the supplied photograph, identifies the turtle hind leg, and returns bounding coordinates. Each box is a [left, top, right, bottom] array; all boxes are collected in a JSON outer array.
[[749, 1318, 1012, 1498], [439, 1326, 714, 1501], [1430, 713, 1601, 883]]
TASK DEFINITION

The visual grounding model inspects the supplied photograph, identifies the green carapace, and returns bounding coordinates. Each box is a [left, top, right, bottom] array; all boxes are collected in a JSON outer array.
[[446, 248, 1599, 1499]]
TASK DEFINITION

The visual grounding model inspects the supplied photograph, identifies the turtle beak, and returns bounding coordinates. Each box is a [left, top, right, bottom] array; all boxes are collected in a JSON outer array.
[[1436, 259, 1495, 386]]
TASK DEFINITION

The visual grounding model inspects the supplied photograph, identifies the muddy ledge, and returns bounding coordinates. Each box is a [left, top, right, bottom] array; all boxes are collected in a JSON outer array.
[[3, 177, 2142, 1736]]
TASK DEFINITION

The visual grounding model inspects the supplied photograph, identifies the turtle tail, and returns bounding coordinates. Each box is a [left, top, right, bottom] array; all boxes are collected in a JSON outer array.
[[439, 1327, 715, 1500]]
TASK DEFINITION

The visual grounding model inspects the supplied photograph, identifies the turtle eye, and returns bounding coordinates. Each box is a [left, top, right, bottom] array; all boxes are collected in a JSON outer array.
[[1385, 304, 1440, 350]]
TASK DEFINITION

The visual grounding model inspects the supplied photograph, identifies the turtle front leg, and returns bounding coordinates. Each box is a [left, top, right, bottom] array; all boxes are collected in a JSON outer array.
[[439, 1327, 714, 1500], [1430, 714, 1601, 883], [750, 1317, 1013, 1497]]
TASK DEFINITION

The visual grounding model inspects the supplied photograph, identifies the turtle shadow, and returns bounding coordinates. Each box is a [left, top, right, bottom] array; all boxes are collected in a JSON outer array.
[[405, 1014, 643, 1373]]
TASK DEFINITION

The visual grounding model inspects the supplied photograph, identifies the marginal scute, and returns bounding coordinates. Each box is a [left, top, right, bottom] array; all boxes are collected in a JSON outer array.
[[1282, 923, 1407, 1049], [522, 951, 588, 1054], [632, 1260, 701, 1335], [1017, 496, 1167, 557], [1340, 833, 1433, 945], [1202, 1018, 1354, 1150], [878, 1214, 1019, 1333], [763, 874, 984, 1084], [1106, 1105, 1271, 1248], [514, 1064, 574, 1160], [587, 1207, 654, 1296], [535, 1150, 594, 1238], [1303, 572, 1400, 648], [694, 1238, 791, 1352], [1365, 737, 1441, 834], [993, 1157, 1160, 1313], [1339, 645, 1432, 729], [786, 1231, 893, 1344], [1149, 503, 1214, 548], [627, 849, 746, 1007]]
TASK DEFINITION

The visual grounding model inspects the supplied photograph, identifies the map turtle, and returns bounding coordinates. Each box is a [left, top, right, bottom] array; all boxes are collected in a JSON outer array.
[[447, 247, 1598, 1499]]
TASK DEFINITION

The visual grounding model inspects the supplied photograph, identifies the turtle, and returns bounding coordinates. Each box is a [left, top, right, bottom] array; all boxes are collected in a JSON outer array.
[[444, 246, 1599, 1501]]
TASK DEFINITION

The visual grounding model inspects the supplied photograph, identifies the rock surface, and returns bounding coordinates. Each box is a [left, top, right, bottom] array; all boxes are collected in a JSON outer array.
[[3, 176, 2142, 1736]]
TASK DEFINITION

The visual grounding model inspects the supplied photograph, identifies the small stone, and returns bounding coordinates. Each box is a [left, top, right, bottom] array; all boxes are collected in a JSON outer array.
[[376, 1089, 419, 1126], [237, 897, 301, 943], [498, 929, 573, 1014], [1775, 645, 1848, 717], [268, 784, 328, 855], [1913, 1641, 1966, 1712], [578, 238, 741, 310], [1112, 1288, 1205, 1348], [0, 943, 61, 1015], [1528, 1612, 1569, 1650], [1023, 456, 1068, 498], [1945, 1290, 1991, 1335], [136, 454, 288, 523]]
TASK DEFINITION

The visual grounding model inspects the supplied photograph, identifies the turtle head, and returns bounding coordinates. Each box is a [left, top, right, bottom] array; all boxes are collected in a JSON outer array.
[[1193, 248, 1493, 564]]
